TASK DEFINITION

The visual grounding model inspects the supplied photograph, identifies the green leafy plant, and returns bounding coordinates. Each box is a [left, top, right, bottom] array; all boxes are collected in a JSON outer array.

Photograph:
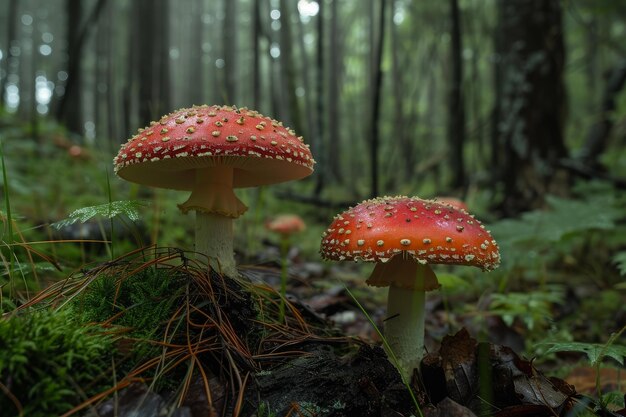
[[52, 199, 147, 260], [490, 194, 623, 272], [540, 341, 626, 365], [488, 286, 565, 332], [538, 327, 626, 412], [613, 251, 626, 277], [52, 200, 145, 229], [0, 308, 114, 417]]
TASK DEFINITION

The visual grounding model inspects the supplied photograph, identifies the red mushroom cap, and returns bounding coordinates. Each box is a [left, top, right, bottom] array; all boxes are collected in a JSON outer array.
[[266, 214, 306, 236], [113, 105, 314, 190], [320, 196, 500, 271]]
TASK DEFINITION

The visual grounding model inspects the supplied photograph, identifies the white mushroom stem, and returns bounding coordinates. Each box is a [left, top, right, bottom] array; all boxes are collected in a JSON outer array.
[[196, 212, 237, 277], [385, 284, 426, 381], [178, 165, 248, 277], [369, 256, 438, 381]]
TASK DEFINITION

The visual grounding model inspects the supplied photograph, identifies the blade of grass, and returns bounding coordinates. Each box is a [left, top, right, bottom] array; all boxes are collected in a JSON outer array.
[[343, 285, 424, 417], [105, 168, 114, 260], [0, 139, 15, 298]]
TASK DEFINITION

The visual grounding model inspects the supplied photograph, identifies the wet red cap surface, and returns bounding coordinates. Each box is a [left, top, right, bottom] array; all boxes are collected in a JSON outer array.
[[320, 196, 500, 271], [114, 105, 314, 190]]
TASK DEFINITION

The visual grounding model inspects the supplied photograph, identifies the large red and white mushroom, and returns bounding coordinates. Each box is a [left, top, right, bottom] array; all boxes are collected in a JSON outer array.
[[114, 105, 314, 277], [320, 196, 500, 380]]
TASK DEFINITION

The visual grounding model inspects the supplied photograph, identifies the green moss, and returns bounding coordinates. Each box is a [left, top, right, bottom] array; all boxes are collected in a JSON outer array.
[[73, 267, 185, 340], [0, 308, 114, 417], [71, 267, 187, 388]]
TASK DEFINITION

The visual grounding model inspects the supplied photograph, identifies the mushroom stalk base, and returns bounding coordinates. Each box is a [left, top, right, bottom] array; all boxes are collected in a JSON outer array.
[[385, 285, 425, 381], [177, 166, 244, 277], [196, 211, 238, 277], [380, 261, 436, 382]]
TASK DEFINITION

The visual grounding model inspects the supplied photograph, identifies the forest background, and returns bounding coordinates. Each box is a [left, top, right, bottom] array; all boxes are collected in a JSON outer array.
[[0, 0, 625, 415], [2, 0, 625, 212]]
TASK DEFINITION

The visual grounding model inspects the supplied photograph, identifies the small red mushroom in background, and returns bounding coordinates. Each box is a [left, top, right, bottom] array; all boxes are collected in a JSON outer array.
[[266, 214, 306, 236], [266, 214, 306, 321], [434, 196, 468, 211], [68, 145, 91, 160], [320, 196, 500, 381], [114, 105, 315, 277]]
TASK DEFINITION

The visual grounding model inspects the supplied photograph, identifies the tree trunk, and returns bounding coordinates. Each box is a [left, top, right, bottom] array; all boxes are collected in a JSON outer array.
[[189, 1, 204, 106], [251, 0, 261, 109], [390, 0, 414, 183], [136, 0, 155, 126], [135, 0, 170, 128], [296, 4, 316, 149], [448, 0, 466, 190], [327, 0, 343, 184], [369, 0, 387, 199], [57, 0, 83, 133], [578, 60, 626, 168], [492, 0, 568, 215], [107, 1, 121, 143], [585, 17, 599, 113], [56, 0, 107, 134], [223, 0, 237, 103], [0, 0, 19, 109], [279, 0, 303, 134], [313, 0, 326, 196], [94, 2, 107, 142], [156, 0, 170, 113]]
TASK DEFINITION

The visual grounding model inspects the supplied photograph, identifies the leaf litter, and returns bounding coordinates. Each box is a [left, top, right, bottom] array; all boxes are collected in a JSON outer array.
[[5, 244, 625, 416]]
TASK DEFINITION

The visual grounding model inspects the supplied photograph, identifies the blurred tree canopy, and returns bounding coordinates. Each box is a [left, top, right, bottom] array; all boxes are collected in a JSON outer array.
[[1, 0, 625, 215]]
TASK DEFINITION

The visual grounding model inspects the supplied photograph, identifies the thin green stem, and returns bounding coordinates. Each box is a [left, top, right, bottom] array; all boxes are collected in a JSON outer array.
[[278, 236, 289, 323], [596, 325, 625, 407], [105, 168, 114, 260]]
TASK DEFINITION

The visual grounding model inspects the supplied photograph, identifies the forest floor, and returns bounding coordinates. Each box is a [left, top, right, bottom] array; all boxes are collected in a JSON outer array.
[[0, 115, 625, 416], [4, 242, 621, 417]]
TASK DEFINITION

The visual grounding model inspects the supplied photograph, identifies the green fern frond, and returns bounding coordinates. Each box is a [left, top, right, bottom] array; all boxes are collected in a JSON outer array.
[[613, 251, 626, 277], [538, 341, 626, 366], [52, 200, 147, 230]]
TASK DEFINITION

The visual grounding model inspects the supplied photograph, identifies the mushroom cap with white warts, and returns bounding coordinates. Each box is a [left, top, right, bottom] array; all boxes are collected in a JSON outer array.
[[114, 105, 314, 190], [320, 196, 500, 272]]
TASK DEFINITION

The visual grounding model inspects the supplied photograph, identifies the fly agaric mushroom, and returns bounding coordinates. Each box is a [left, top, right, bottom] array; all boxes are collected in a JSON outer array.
[[266, 214, 306, 236], [266, 214, 306, 321], [114, 105, 314, 277], [320, 196, 499, 380]]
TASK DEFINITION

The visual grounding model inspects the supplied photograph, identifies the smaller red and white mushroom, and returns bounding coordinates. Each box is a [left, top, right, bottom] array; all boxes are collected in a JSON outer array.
[[320, 196, 499, 380]]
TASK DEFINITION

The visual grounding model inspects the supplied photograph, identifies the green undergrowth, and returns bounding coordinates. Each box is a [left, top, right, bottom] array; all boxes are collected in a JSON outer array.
[[69, 266, 192, 391], [0, 308, 114, 417], [483, 181, 626, 343], [1, 259, 272, 415], [0, 267, 189, 415], [72, 267, 185, 340]]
